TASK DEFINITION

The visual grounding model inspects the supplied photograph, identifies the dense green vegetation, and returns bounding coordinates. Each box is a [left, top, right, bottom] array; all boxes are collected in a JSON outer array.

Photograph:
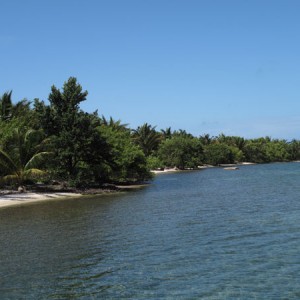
[[1, 77, 300, 188]]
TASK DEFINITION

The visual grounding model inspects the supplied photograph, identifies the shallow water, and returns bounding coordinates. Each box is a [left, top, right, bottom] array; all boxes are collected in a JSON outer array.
[[0, 163, 300, 299]]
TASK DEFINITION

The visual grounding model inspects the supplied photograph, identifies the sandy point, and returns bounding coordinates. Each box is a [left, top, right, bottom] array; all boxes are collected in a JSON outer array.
[[0, 192, 82, 209]]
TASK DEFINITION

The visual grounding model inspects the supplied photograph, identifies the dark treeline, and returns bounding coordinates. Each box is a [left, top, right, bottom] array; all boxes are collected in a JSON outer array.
[[1, 77, 300, 188]]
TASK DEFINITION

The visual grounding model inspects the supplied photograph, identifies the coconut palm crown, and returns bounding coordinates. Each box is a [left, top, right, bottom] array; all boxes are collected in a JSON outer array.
[[0, 128, 52, 185]]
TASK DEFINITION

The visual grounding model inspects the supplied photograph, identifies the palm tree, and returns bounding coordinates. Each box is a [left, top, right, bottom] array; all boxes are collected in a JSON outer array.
[[132, 123, 161, 156], [0, 91, 32, 122], [161, 127, 172, 140], [173, 129, 193, 138], [12, 98, 31, 118], [199, 133, 213, 145], [0, 128, 52, 185], [0, 91, 13, 121], [101, 115, 129, 131]]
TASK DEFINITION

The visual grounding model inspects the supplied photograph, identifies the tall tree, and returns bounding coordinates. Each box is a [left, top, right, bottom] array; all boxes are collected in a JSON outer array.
[[132, 123, 161, 156], [49, 77, 88, 132], [35, 77, 113, 182]]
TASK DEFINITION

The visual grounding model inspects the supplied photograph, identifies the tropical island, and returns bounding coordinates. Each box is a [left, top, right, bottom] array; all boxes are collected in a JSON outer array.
[[0, 77, 300, 206]]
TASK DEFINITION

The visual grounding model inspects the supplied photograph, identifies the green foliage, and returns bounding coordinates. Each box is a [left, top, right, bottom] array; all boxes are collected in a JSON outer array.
[[146, 155, 164, 170], [243, 140, 268, 163], [12, 99, 32, 119], [217, 134, 246, 151], [158, 135, 203, 169], [0, 92, 34, 145], [288, 140, 300, 160], [242, 138, 288, 163], [160, 127, 172, 140], [49, 77, 87, 116], [100, 125, 151, 182], [52, 111, 112, 180], [33, 98, 55, 135], [228, 146, 245, 162], [101, 115, 129, 132], [0, 91, 13, 121], [33, 77, 153, 184], [0, 128, 51, 185], [199, 133, 214, 145], [2, 77, 300, 189], [132, 123, 162, 156], [0, 118, 27, 148], [204, 143, 235, 165], [173, 129, 194, 138], [0, 91, 34, 123], [265, 139, 290, 162], [35, 78, 113, 182]]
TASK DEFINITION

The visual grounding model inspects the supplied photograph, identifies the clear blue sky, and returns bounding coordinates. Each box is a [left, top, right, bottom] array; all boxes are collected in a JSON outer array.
[[1, 0, 300, 139]]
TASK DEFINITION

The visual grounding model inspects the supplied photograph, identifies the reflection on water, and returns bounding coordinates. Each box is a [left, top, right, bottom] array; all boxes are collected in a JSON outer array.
[[0, 163, 300, 299]]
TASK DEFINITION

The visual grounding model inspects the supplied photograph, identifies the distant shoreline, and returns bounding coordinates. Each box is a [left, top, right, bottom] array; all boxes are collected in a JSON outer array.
[[0, 161, 294, 209], [151, 162, 257, 174]]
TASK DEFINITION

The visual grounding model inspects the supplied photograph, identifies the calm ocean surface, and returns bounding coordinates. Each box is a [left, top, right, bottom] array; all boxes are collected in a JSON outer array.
[[0, 162, 300, 299]]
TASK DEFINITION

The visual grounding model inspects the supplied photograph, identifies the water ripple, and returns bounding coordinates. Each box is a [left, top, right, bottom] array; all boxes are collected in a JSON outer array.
[[0, 163, 300, 298]]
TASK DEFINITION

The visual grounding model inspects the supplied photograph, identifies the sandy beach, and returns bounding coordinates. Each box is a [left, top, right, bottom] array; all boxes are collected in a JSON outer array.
[[0, 192, 82, 209], [0, 184, 149, 209]]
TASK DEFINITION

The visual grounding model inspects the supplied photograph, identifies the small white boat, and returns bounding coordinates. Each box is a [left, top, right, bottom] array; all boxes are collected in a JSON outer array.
[[223, 167, 239, 170]]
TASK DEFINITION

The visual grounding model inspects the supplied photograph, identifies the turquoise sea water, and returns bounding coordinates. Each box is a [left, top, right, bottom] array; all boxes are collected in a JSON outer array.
[[0, 162, 300, 299]]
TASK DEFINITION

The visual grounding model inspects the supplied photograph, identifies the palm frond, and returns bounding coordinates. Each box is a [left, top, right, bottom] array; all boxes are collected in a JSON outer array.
[[25, 151, 52, 170], [2, 174, 20, 184], [0, 148, 18, 174], [23, 168, 47, 177]]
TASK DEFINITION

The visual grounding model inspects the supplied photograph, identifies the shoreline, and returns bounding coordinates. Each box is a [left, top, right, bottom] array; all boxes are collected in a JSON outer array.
[[0, 161, 280, 209], [0, 192, 83, 209], [150, 163, 256, 174], [151, 168, 180, 174], [0, 184, 148, 210]]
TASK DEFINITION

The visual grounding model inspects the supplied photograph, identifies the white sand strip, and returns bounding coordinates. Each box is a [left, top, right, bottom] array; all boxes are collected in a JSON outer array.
[[0, 192, 82, 209], [151, 168, 180, 174]]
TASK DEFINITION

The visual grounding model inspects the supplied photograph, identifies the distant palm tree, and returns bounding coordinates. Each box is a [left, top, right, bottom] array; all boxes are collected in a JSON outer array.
[[199, 133, 213, 145], [0, 91, 32, 121], [132, 123, 161, 156], [0, 128, 52, 185], [173, 129, 193, 138], [161, 127, 172, 140], [0, 91, 13, 121], [12, 98, 31, 118], [101, 115, 129, 131]]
